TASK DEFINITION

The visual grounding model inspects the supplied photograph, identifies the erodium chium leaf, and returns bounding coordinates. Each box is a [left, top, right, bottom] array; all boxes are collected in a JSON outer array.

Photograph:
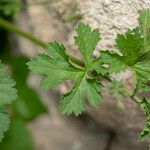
[[27, 23, 103, 115]]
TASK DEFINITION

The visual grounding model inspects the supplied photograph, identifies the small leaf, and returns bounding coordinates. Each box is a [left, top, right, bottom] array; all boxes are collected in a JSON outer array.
[[0, 60, 17, 141], [138, 9, 150, 54], [86, 79, 102, 107], [139, 98, 150, 140], [27, 53, 81, 89], [115, 28, 143, 65], [0, 61, 17, 106], [109, 80, 128, 100], [117, 101, 125, 110], [139, 97, 150, 116], [60, 75, 102, 115], [139, 116, 150, 140], [92, 28, 143, 73], [75, 23, 100, 64], [60, 75, 86, 116], [47, 42, 69, 63], [92, 26, 149, 92], [133, 58, 150, 91], [0, 108, 10, 142], [92, 51, 128, 74]]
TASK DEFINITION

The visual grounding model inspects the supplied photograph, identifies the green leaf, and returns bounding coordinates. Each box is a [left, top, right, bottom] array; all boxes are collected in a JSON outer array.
[[139, 98, 150, 140], [86, 79, 102, 107], [63, 12, 83, 23], [115, 28, 143, 66], [60, 75, 86, 116], [133, 58, 150, 91], [139, 116, 150, 140], [0, 61, 17, 142], [139, 97, 150, 116], [60, 75, 102, 115], [91, 28, 143, 74], [117, 101, 125, 110], [0, 119, 33, 150], [92, 51, 128, 74], [109, 80, 128, 100], [27, 25, 105, 116], [0, 108, 10, 142], [138, 9, 150, 54], [47, 42, 69, 63], [109, 80, 128, 110], [27, 53, 81, 89], [0, 60, 17, 106], [11, 56, 47, 120], [91, 26, 149, 92], [75, 23, 100, 64]]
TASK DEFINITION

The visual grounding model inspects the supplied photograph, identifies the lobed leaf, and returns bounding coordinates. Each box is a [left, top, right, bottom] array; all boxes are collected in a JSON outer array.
[[139, 116, 150, 140], [115, 28, 143, 66], [75, 23, 100, 64], [138, 9, 150, 54], [27, 52, 81, 89], [0, 108, 10, 142], [60, 75, 86, 116], [60, 75, 102, 115], [0, 61, 17, 106], [47, 42, 69, 63], [91, 51, 128, 74], [0, 60, 17, 141], [139, 98, 150, 140], [133, 59, 150, 91], [139, 97, 150, 140]]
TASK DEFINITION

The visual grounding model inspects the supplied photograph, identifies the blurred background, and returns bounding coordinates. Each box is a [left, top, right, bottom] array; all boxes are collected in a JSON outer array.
[[0, 0, 150, 150]]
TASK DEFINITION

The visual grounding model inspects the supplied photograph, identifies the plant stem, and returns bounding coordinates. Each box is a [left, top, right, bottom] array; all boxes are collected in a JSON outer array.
[[0, 17, 47, 48], [0, 17, 142, 105], [0, 17, 84, 67], [102, 74, 141, 104]]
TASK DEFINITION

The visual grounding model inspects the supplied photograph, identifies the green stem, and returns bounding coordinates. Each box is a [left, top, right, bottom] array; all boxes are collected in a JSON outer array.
[[0, 17, 84, 67], [0, 17, 47, 48], [102, 74, 141, 104]]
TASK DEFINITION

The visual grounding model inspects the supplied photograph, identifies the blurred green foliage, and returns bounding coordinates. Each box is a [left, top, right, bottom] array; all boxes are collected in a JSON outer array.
[[0, 0, 21, 17], [0, 119, 33, 150], [11, 56, 47, 120], [0, 1, 47, 148], [109, 80, 128, 110]]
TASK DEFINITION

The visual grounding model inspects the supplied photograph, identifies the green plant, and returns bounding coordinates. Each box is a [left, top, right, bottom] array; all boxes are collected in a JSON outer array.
[[0, 7, 150, 146], [0, 61, 17, 142], [0, 1, 47, 147], [27, 10, 150, 140]]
